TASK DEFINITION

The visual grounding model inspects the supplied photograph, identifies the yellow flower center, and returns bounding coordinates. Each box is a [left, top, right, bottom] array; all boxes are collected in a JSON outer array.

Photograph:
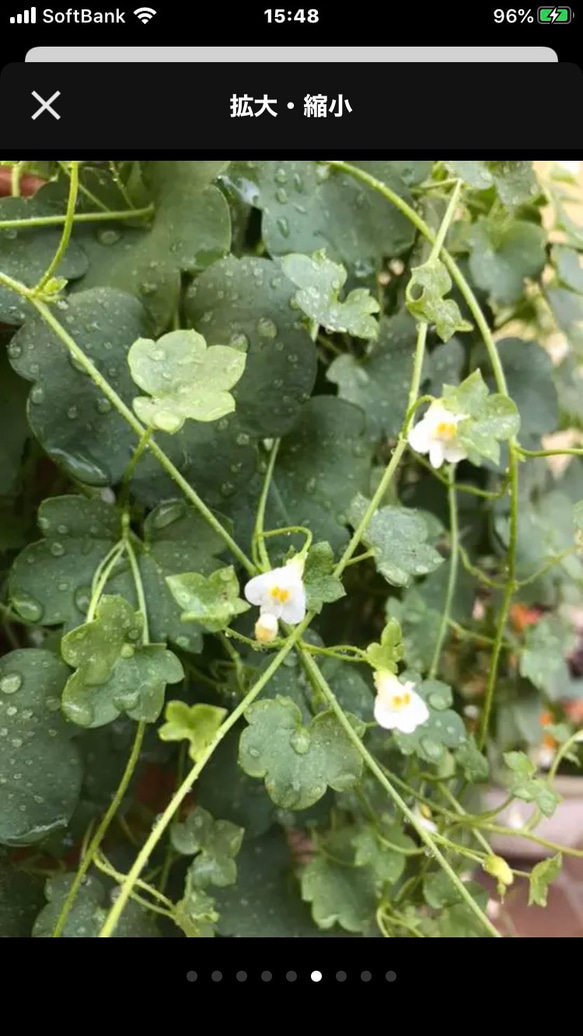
[[270, 586, 290, 603], [390, 691, 411, 709], [436, 420, 457, 440]]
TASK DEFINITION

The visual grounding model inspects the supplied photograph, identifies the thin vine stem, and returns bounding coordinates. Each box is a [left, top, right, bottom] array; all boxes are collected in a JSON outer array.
[[98, 615, 312, 936], [51, 721, 146, 936], [429, 464, 459, 678], [86, 541, 126, 621], [252, 439, 280, 569], [0, 205, 154, 230], [34, 160, 79, 294], [296, 645, 500, 937], [0, 274, 255, 575]]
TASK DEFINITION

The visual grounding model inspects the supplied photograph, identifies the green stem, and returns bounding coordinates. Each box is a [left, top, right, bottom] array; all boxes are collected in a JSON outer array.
[[478, 454, 519, 750], [98, 615, 311, 937], [58, 161, 110, 212], [0, 205, 154, 230], [125, 536, 150, 643], [0, 282, 255, 575], [296, 645, 500, 937], [51, 720, 146, 936], [517, 446, 583, 459], [516, 549, 575, 587], [34, 160, 79, 294], [11, 163, 23, 197], [86, 542, 126, 621], [334, 322, 428, 576], [252, 440, 280, 569], [118, 426, 153, 506], [429, 465, 459, 678]]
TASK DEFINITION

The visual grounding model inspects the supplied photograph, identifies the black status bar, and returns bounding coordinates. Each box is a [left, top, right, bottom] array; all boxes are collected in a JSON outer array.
[[0, 1, 579, 61]]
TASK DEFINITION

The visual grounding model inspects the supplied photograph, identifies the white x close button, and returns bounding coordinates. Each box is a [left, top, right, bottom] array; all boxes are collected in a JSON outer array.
[[31, 90, 61, 120]]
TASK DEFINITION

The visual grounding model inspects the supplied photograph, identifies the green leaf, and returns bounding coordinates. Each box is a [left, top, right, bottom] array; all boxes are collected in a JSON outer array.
[[8, 287, 151, 486], [528, 853, 562, 907], [270, 397, 372, 552], [172, 807, 243, 889], [214, 826, 319, 937], [0, 198, 88, 325], [487, 160, 540, 208], [468, 219, 547, 305], [0, 350, 30, 496], [185, 255, 317, 438], [165, 565, 249, 632], [442, 369, 520, 465], [503, 750, 561, 817], [173, 876, 218, 938], [327, 310, 424, 441], [303, 541, 346, 613], [392, 676, 467, 764], [0, 649, 82, 846], [33, 873, 159, 937], [128, 329, 246, 433], [348, 494, 444, 587], [454, 736, 490, 782], [352, 822, 414, 885], [61, 595, 184, 728], [476, 338, 558, 440], [321, 660, 374, 722], [365, 617, 404, 673], [519, 617, 572, 698], [77, 162, 231, 333], [498, 491, 583, 606], [239, 696, 365, 809], [281, 251, 380, 339], [446, 162, 493, 190], [406, 258, 473, 342], [301, 829, 378, 933], [0, 860, 44, 936], [230, 159, 415, 269], [553, 246, 583, 294], [195, 727, 276, 837], [158, 700, 227, 763]]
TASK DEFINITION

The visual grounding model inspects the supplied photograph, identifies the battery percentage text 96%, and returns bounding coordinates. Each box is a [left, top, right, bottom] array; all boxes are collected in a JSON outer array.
[[493, 8, 534, 20]]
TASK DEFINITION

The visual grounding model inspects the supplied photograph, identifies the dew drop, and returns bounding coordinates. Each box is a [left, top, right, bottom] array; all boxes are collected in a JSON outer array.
[[275, 188, 288, 205], [74, 587, 91, 614], [274, 167, 288, 184], [428, 692, 448, 710], [0, 673, 22, 695], [96, 398, 112, 414], [6, 706, 18, 717], [290, 730, 310, 755], [67, 405, 78, 420], [248, 747, 260, 758], [11, 593, 44, 623], [236, 432, 250, 446], [152, 501, 184, 530], [98, 229, 121, 245], [257, 317, 278, 338], [50, 542, 65, 557], [276, 217, 290, 238], [420, 737, 443, 761], [30, 385, 45, 405]]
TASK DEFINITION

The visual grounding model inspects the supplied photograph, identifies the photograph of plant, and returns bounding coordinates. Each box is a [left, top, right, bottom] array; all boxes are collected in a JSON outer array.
[[1, 158, 583, 939]]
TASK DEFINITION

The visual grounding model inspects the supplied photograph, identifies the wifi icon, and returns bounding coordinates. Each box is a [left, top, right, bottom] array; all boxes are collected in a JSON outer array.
[[134, 6, 156, 21]]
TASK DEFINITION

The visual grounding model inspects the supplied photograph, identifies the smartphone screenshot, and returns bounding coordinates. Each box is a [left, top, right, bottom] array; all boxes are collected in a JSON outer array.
[[1, 0, 582, 987]]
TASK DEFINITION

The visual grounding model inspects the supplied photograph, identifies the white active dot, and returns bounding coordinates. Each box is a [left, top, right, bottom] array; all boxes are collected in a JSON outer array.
[[311, 970, 322, 982], [287, 101, 294, 109]]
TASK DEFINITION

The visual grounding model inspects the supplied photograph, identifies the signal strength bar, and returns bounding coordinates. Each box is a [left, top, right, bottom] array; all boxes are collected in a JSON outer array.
[[10, 7, 37, 22]]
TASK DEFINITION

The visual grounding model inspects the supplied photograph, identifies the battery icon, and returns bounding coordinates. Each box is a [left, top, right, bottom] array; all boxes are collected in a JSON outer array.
[[537, 6, 571, 21]]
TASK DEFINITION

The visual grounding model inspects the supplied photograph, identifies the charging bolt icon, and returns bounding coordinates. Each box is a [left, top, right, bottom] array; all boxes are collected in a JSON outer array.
[[537, 6, 572, 21]]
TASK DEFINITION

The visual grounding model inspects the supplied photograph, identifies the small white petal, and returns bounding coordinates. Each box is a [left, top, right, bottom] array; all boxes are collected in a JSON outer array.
[[374, 697, 401, 730], [281, 587, 307, 624], [407, 417, 433, 454], [244, 571, 273, 606], [429, 441, 445, 469], [443, 442, 468, 464], [255, 612, 279, 643]]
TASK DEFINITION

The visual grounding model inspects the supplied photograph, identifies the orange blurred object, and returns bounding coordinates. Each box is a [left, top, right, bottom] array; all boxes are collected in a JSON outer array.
[[510, 603, 543, 634], [0, 168, 46, 198]]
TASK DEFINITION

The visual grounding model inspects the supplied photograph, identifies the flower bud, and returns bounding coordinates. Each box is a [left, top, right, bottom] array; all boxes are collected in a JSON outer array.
[[255, 612, 279, 644]]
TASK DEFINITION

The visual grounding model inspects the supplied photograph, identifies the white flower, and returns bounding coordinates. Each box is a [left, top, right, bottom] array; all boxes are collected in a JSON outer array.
[[373, 670, 430, 734], [244, 556, 306, 624], [254, 611, 279, 644], [412, 802, 437, 834], [407, 399, 468, 470]]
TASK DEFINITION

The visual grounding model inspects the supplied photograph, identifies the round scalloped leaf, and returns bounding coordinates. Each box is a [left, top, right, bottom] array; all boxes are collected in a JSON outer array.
[[266, 396, 372, 552], [468, 219, 547, 306], [0, 649, 82, 847], [0, 198, 88, 325], [9, 495, 121, 629], [0, 859, 45, 936], [8, 287, 151, 486], [348, 494, 444, 587], [476, 337, 558, 440], [128, 329, 246, 432], [238, 695, 364, 810], [32, 873, 159, 937], [185, 255, 317, 437], [229, 160, 415, 267], [214, 827, 323, 937], [327, 310, 424, 441], [0, 348, 31, 496]]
